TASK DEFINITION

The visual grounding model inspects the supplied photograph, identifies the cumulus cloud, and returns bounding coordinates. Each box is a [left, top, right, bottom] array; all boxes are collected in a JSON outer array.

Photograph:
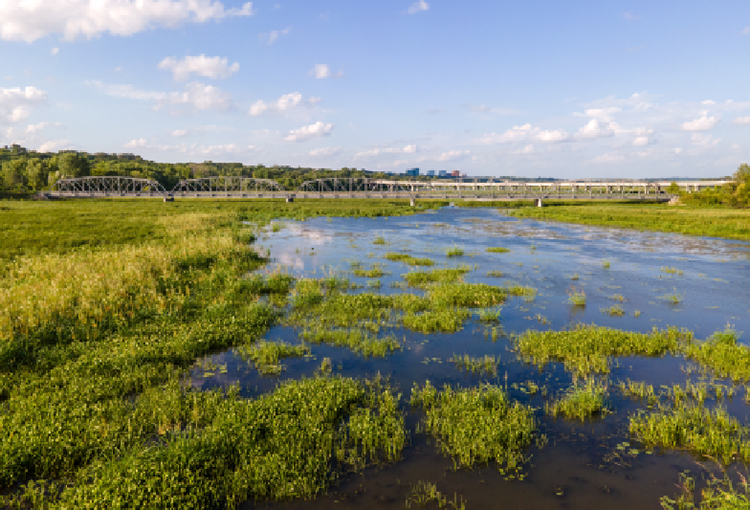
[[437, 150, 469, 162], [309, 147, 339, 156], [478, 123, 570, 144], [407, 0, 429, 14], [690, 133, 720, 147], [355, 144, 417, 158], [632, 136, 650, 146], [50, 47, 59, 55], [260, 26, 291, 45], [514, 144, 534, 154], [38, 139, 72, 152], [309, 64, 343, 79], [734, 116, 750, 125], [123, 138, 256, 156], [248, 92, 321, 116], [0, 86, 47, 123], [88, 80, 232, 112], [285, 121, 333, 142], [158, 55, 239, 81], [575, 119, 615, 140], [681, 115, 720, 131], [0, 0, 254, 42]]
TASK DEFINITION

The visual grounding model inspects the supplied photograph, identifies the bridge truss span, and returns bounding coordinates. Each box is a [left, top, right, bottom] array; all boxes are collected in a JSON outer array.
[[52, 176, 168, 197], [170, 177, 286, 198]]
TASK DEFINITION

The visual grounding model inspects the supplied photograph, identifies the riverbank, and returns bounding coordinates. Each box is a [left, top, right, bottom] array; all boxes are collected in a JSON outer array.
[[501, 202, 750, 240]]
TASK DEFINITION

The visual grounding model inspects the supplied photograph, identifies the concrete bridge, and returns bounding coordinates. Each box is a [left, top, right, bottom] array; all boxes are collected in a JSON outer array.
[[47, 176, 731, 205]]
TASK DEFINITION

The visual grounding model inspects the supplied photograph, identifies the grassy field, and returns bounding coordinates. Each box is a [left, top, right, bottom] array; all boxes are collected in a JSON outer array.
[[502, 202, 750, 240], [0, 198, 438, 508]]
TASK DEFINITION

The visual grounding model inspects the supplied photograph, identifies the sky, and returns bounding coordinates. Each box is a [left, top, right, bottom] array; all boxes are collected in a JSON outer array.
[[1, 1, 750, 179]]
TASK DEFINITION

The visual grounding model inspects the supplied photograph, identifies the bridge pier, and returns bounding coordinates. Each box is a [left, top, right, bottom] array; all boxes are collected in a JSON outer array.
[[410, 198, 416, 207], [534, 198, 543, 207], [286, 196, 294, 203], [163, 196, 174, 202]]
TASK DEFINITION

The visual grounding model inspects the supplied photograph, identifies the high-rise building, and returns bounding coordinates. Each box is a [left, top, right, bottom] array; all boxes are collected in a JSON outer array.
[[405, 168, 419, 176], [426, 170, 435, 176]]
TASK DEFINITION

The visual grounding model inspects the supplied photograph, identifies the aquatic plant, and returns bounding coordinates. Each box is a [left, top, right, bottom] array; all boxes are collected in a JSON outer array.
[[486, 247, 510, 253], [546, 379, 610, 421], [513, 324, 693, 376], [451, 354, 499, 377], [486, 270, 504, 277], [662, 293, 683, 304], [237, 340, 310, 375], [682, 328, 750, 381], [661, 266, 684, 276], [301, 328, 401, 357], [410, 382, 537, 476], [446, 246, 464, 257], [403, 309, 470, 334], [609, 294, 625, 302], [427, 283, 509, 308], [405, 481, 466, 510], [384, 252, 435, 266], [661, 471, 750, 509], [568, 289, 587, 306], [602, 260, 611, 269], [402, 267, 471, 288], [601, 304, 625, 316], [477, 309, 501, 323], [373, 236, 388, 245]]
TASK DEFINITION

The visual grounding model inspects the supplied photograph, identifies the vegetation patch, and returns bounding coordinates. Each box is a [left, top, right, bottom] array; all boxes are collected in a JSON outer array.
[[237, 340, 310, 375], [513, 324, 692, 375], [546, 379, 610, 421], [384, 252, 435, 266], [486, 247, 510, 253], [410, 382, 537, 476], [451, 354, 499, 377], [402, 267, 471, 288], [446, 247, 464, 257], [301, 328, 401, 357], [682, 328, 750, 381]]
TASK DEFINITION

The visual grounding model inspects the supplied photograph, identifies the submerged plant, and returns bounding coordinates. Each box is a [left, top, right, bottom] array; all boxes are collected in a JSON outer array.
[[486, 247, 510, 254], [405, 481, 466, 510], [568, 289, 587, 306], [373, 236, 388, 245], [662, 293, 683, 304], [601, 304, 625, 316], [238, 340, 310, 375], [451, 354, 499, 377]]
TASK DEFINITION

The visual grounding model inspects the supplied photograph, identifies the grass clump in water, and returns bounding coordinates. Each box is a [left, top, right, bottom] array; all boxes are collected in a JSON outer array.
[[486, 247, 510, 253], [451, 354, 499, 377], [513, 324, 693, 376], [629, 400, 750, 464], [568, 289, 586, 306], [402, 267, 471, 288], [546, 379, 610, 421], [661, 266, 684, 276], [405, 481, 466, 510], [446, 246, 464, 257], [410, 382, 537, 477], [384, 252, 435, 266], [403, 309, 471, 334], [487, 270, 504, 277], [662, 293, 684, 304], [601, 304, 625, 316], [373, 236, 388, 245], [682, 328, 750, 382], [237, 340, 310, 375], [301, 328, 401, 357], [661, 471, 750, 509], [352, 264, 386, 278], [427, 283, 508, 308]]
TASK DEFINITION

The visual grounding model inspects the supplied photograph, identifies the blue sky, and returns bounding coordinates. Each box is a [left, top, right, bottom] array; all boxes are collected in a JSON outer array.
[[1, 0, 749, 178]]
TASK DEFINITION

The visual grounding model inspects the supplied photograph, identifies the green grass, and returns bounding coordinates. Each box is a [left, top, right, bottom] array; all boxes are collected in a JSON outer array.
[[373, 236, 388, 245], [384, 252, 435, 266], [451, 354, 499, 377], [352, 264, 386, 278], [486, 270, 504, 277], [301, 328, 401, 357], [512, 324, 693, 375], [662, 293, 684, 304], [507, 203, 750, 241], [661, 471, 750, 509], [568, 290, 587, 306], [661, 266, 684, 275], [682, 328, 750, 381], [546, 379, 610, 421], [405, 481, 466, 510], [410, 382, 537, 477], [403, 309, 471, 334], [446, 247, 464, 257], [601, 304, 625, 316], [402, 267, 470, 287], [237, 340, 310, 375], [486, 247, 510, 253]]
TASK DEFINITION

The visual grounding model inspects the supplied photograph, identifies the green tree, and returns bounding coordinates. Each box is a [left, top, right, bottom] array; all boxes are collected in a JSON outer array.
[[667, 181, 680, 194], [58, 152, 90, 178], [25, 158, 47, 190], [2, 159, 27, 190]]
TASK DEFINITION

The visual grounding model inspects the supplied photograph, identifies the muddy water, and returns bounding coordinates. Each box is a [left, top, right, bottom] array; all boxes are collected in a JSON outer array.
[[192, 207, 750, 509]]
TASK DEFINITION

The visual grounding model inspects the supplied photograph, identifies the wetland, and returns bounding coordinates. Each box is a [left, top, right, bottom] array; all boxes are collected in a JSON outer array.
[[2, 200, 750, 509]]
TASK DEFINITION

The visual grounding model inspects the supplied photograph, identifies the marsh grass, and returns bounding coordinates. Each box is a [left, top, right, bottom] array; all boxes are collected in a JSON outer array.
[[373, 236, 388, 245], [446, 246, 464, 257], [546, 379, 610, 421], [402, 267, 471, 288], [237, 340, 310, 375], [682, 328, 750, 381], [629, 400, 750, 464], [384, 252, 435, 266], [609, 294, 625, 302], [513, 324, 692, 375], [410, 382, 537, 477], [405, 481, 466, 510], [661, 267, 684, 276], [602, 260, 611, 269], [661, 471, 750, 509], [486, 270, 504, 278], [601, 304, 625, 316], [352, 264, 386, 278], [403, 309, 471, 334], [486, 247, 510, 253], [662, 293, 684, 304], [477, 309, 501, 323], [568, 289, 587, 306], [301, 328, 401, 357], [451, 354, 499, 377]]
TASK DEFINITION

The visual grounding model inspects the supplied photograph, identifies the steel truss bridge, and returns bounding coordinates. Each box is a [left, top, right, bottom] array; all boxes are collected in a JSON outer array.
[[49, 176, 731, 203]]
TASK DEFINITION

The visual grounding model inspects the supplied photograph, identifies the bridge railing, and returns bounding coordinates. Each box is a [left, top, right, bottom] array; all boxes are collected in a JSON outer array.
[[52, 176, 168, 196], [170, 177, 285, 196]]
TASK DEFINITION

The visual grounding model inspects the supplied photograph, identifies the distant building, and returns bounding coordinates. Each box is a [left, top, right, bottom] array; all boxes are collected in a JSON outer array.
[[438, 170, 448, 177], [451, 170, 461, 177], [426, 170, 435, 177], [405, 167, 419, 177]]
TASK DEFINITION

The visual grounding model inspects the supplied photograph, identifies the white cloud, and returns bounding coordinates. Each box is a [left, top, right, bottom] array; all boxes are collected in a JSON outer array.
[[0, 0, 254, 42], [632, 136, 649, 146], [124, 138, 148, 148], [691, 133, 720, 147], [514, 144, 534, 154], [158, 55, 239, 81], [248, 92, 321, 116], [575, 119, 615, 140], [355, 144, 418, 158], [681, 115, 720, 131], [38, 139, 72, 152], [171, 129, 188, 138], [0, 86, 47, 123], [50, 47, 59, 56], [88, 80, 232, 111], [309, 146, 339, 156], [285, 121, 333, 142], [674, 148, 683, 154], [437, 149, 469, 162], [312, 64, 329, 79], [26, 121, 60, 134], [407, 0, 429, 14], [260, 26, 291, 45], [478, 123, 570, 144], [734, 116, 750, 125]]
